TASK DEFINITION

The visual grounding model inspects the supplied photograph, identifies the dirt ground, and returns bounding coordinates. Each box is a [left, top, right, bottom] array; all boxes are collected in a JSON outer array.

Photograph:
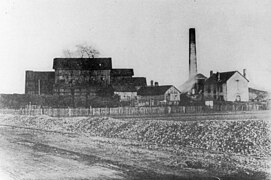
[[0, 111, 270, 180], [0, 125, 221, 180]]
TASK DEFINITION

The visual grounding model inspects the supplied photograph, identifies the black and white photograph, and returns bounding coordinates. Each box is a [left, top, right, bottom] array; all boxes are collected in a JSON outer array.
[[0, 0, 270, 179]]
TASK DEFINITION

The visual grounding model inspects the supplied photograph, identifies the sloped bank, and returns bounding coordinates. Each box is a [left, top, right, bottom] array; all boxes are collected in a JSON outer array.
[[0, 114, 270, 156], [0, 114, 271, 177]]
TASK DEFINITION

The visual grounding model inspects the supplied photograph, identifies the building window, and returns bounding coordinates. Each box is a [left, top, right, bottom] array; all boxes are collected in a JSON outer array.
[[219, 85, 223, 92], [213, 89, 216, 94], [214, 95, 217, 99], [207, 86, 211, 93]]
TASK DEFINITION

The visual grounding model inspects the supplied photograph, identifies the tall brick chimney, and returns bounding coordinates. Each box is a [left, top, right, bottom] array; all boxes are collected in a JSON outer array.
[[189, 28, 197, 78]]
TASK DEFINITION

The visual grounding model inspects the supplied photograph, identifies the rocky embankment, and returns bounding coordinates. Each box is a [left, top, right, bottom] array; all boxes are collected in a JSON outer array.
[[0, 114, 271, 178], [1, 114, 270, 156]]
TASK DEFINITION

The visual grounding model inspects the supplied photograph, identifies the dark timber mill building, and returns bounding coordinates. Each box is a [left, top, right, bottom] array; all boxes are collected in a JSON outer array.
[[25, 58, 147, 107], [25, 71, 55, 95]]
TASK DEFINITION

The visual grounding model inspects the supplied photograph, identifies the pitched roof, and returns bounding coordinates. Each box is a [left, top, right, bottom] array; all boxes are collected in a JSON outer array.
[[205, 71, 248, 85], [112, 77, 147, 87], [128, 77, 147, 86], [137, 85, 173, 96], [194, 73, 207, 80], [53, 58, 112, 70], [110, 69, 134, 76]]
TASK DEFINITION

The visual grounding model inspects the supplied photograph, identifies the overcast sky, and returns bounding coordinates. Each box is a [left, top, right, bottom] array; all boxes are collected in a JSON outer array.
[[0, 0, 271, 93]]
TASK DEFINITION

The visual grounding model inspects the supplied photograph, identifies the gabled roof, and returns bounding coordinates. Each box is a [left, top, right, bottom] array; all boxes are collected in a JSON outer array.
[[178, 73, 207, 93], [53, 58, 112, 70], [127, 77, 147, 86], [137, 85, 174, 96], [205, 71, 248, 85], [110, 69, 134, 76], [194, 73, 207, 80], [112, 77, 147, 87]]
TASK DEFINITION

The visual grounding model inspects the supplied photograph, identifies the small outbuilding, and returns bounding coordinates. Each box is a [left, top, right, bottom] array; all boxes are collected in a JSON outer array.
[[137, 85, 181, 106], [113, 86, 137, 102]]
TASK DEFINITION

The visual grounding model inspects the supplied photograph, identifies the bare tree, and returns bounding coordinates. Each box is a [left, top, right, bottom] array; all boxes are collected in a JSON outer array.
[[75, 44, 100, 58], [62, 49, 72, 58], [62, 44, 100, 58]]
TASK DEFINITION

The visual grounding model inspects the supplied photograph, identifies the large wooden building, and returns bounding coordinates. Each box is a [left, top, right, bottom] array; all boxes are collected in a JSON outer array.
[[52, 58, 112, 96], [25, 58, 146, 107], [25, 71, 55, 95]]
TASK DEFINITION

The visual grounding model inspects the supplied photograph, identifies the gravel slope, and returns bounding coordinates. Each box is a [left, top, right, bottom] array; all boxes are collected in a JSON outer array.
[[0, 113, 271, 178]]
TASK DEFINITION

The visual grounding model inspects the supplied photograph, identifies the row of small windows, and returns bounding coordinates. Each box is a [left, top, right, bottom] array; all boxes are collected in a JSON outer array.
[[57, 77, 107, 84], [213, 95, 224, 101], [207, 85, 223, 93], [56, 70, 109, 76]]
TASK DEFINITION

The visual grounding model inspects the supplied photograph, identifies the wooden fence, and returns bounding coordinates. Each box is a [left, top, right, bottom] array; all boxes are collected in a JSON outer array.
[[0, 103, 268, 117]]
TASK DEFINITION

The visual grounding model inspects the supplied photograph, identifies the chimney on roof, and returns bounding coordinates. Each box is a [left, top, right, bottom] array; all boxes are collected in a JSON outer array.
[[189, 28, 197, 78], [150, 80, 154, 87], [154, 82, 159, 86], [217, 72, 220, 81], [210, 70, 213, 77], [243, 69, 246, 78]]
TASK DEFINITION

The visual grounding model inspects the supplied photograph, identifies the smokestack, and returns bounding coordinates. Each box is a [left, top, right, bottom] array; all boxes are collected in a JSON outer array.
[[150, 80, 154, 87], [210, 70, 213, 77], [243, 69, 246, 78], [189, 28, 197, 78]]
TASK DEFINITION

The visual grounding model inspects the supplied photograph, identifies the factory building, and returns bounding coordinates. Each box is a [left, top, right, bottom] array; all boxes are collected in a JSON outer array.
[[25, 71, 55, 95], [180, 28, 250, 102], [25, 58, 147, 107], [204, 70, 249, 102], [24, 28, 252, 107], [53, 58, 112, 96]]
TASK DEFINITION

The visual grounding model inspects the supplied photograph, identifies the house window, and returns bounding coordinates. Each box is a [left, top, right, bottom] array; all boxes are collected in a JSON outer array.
[[213, 89, 216, 94], [214, 95, 217, 99], [219, 85, 223, 92], [207, 86, 211, 93]]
